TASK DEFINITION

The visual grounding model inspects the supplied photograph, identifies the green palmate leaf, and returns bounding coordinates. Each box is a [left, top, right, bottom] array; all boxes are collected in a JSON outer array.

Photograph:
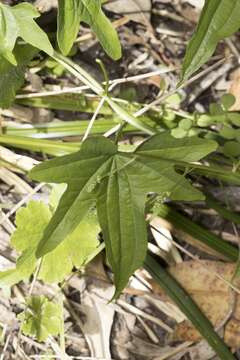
[[39, 210, 100, 283], [0, 3, 18, 64], [0, 200, 100, 286], [18, 296, 61, 342], [0, 2, 53, 66], [11, 3, 53, 56], [57, 0, 121, 59], [11, 201, 52, 252], [0, 44, 37, 108], [181, 0, 240, 81], [29, 134, 217, 295]]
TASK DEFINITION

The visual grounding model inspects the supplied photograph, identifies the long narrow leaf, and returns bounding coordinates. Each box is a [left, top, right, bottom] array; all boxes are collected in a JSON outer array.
[[0, 135, 79, 156], [156, 204, 238, 261], [181, 0, 240, 81], [206, 194, 240, 225], [4, 119, 134, 139]]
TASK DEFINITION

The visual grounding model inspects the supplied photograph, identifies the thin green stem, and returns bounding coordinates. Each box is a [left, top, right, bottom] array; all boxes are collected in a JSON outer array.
[[53, 52, 155, 135]]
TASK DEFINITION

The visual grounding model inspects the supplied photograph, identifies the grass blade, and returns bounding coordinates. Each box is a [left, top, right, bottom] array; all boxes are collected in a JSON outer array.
[[0, 135, 79, 156], [206, 194, 240, 226], [17, 94, 112, 114], [177, 162, 240, 185], [156, 204, 238, 261], [4, 118, 135, 139]]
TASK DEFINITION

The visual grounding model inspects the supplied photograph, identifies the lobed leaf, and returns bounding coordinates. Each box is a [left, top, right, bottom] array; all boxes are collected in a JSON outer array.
[[30, 134, 217, 296], [12, 3, 53, 56], [0, 2, 53, 67], [18, 296, 62, 342], [0, 44, 37, 108], [0, 3, 18, 64], [0, 200, 99, 286]]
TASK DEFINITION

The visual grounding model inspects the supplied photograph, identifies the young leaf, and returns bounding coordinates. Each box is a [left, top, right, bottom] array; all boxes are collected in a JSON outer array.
[[11, 201, 52, 252], [0, 3, 53, 64], [80, 0, 122, 60], [0, 3, 18, 64], [39, 211, 100, 283], [57, 0, 82, 56], [0, 44, 37, 108], [18, 296, 61, 342], [29, 134, 217, 296], [0, 248, 36, 288], [12, 3, 53, 56], [0, 200, 100, 286], [181, 0, 240, 81], [57, 0, 122, 59]]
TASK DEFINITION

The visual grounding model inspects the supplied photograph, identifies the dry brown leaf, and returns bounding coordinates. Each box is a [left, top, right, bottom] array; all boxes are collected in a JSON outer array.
[[152, 260, 240, 348]]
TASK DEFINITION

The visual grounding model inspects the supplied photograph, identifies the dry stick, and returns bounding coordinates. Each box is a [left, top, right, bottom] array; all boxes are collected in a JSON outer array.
[[29, 356, 115, 359], [0, 333, 11, 360], [64, 296, 95, 357], [16, 85, 89, 99], [135, 56, 229, 117], [47, 336, 70, 360], [82, 97, 106, 141], [156, 341, 194, 360], [104, 56, 230, 137], [116, 298, 173, 333], [136, 315, 159, 344], [20, 334, 47, 352], [16, 68, 172, 99], [84, 284, 174, 334]]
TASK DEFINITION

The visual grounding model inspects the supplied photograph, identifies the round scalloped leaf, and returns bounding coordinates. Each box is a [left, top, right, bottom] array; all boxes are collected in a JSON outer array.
[[223, 141, 240, 158], [219, 126, 236, 140], [221, 94, 236, 110], [179, 118, 193, 131]]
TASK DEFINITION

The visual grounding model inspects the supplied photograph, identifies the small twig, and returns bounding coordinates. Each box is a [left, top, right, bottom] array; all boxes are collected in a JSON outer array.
[[82, 97, 106, 141], [16, 68, 171, 100], [117, 298, 173, 333], [137, 316, 159, 344], [135, 56, 229, 117], [0, 333, 11, 360]]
